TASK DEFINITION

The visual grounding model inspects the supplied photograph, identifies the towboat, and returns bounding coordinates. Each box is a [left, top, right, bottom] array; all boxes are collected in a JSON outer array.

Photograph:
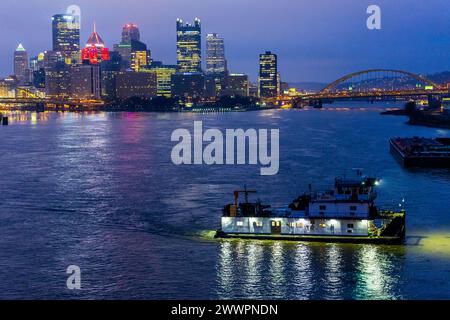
[[215, 174, 406, 244]]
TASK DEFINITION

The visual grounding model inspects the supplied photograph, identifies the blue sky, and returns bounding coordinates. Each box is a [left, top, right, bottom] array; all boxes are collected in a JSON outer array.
[[1, 0, 449, 82]]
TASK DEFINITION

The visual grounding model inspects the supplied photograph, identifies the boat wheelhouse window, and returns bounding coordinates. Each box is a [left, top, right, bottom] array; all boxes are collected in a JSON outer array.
[[319, 205, 327, 210], [319, 223, 326, 228], [350, 206, 357, 211], [254, 221, 263, 227], [347, 224, 354, 228]]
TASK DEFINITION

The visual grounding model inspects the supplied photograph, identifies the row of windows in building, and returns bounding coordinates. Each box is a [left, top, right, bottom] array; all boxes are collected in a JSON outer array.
[[235, 220, 356, 229]]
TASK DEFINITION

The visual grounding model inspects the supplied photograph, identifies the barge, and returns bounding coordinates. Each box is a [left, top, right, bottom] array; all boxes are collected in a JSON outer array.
[[215, 174, 406, 244], [390, 137, 450, 168]]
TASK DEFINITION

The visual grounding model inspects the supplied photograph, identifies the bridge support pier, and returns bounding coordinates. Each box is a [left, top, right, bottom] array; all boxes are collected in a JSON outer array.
[[309, 99, 323, 109], [428, 94, 442, 110]]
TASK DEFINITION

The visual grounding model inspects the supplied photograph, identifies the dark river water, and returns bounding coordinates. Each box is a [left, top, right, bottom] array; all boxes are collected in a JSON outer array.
[[0, 103, 450, 300]]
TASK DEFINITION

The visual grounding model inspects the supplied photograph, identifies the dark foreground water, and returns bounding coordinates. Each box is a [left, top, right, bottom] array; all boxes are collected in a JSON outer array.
[[0, 104, 450, 300]]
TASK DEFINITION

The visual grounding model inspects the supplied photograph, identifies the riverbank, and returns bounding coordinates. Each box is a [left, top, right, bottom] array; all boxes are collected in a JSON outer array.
[[408, 111, 450, 129], [380, 105, 450, 129]]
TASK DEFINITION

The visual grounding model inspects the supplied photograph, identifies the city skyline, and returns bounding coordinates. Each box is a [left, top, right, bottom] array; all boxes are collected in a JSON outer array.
[[1, 0, 449, 82]]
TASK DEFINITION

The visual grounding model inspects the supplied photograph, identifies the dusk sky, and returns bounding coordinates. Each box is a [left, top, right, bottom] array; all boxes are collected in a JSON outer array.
[[1, 0, 449, 82]]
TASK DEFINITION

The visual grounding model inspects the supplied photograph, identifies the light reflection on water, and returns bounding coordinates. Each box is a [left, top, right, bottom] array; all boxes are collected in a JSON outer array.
[[293, 244, 313, 300], [323, 244, 344, 299], [216, 240, 408, 300]]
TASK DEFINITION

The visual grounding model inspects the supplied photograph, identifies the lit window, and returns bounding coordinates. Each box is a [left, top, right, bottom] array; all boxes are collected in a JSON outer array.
[[319, 223, 326, 228], [236, 221, 244, 227]]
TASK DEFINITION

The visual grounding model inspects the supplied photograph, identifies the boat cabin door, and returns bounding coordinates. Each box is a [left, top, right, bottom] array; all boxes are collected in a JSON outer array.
[[271, 220, 282, 234]]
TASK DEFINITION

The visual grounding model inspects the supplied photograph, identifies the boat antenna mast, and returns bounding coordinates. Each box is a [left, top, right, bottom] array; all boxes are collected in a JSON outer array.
[[233, 185, 257, 206]]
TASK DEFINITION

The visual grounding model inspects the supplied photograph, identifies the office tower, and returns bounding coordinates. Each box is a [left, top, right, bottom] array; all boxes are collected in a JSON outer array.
[[29, 56, 40, 72], [71, 65, 101, 99], [130, 40, 150, 71], [14, 44, 30, 85], [115, 71, 157, 99], [52, 14, 80, 59], [41, 51, 65, 71], [82, 23, 110, 65], [225, 74, 249, 97], [113, 43, 132, 69], [0, 80, 11, 98], [259, 51, 278, 98], [206, 33, 227, 74], [280, 81, 290, 94], [45, 62, 71, 98], [32, 69, 46, 89], [249, 82, 258, 97], [176, 18, 202, 73], [29, 53, 46, 89], [171, 73, 205, 102], [148, 62, 178, 97], [115, 24, 149, 70], [0, 78, 17, 97], [122, 23, 140, 44], [101, 51, 122, 99], [205, 73, 226, 98]]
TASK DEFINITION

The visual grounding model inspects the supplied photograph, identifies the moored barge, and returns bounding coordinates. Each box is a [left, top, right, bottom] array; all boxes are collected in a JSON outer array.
[[390, 137, 450, 168], [215, 175, 406, 244]]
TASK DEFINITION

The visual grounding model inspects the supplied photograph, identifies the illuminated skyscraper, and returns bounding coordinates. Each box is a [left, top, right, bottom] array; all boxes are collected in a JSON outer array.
[[115, 23, 148, 70], [206, 33, 227, 74], [82, 23, 110, 65], [115, 71, 157, 99], [30, 53, 46, 88], [101, 51, 122, 99], [176, 18, 202, 73], [205, 73, 226, 98], [52, 14, 80, 57], [71, 65, 101, 99], [171, 73, 205, 102], [130, 40, 150, 71], [14, 44, 30, 85], [258, 51, 278, 98], [225, 74, 249, 97], [45, 62, 71, 98], [113, 43, 132, 69], [148, 62, 178, 97], [122, 23, 140, 44]]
